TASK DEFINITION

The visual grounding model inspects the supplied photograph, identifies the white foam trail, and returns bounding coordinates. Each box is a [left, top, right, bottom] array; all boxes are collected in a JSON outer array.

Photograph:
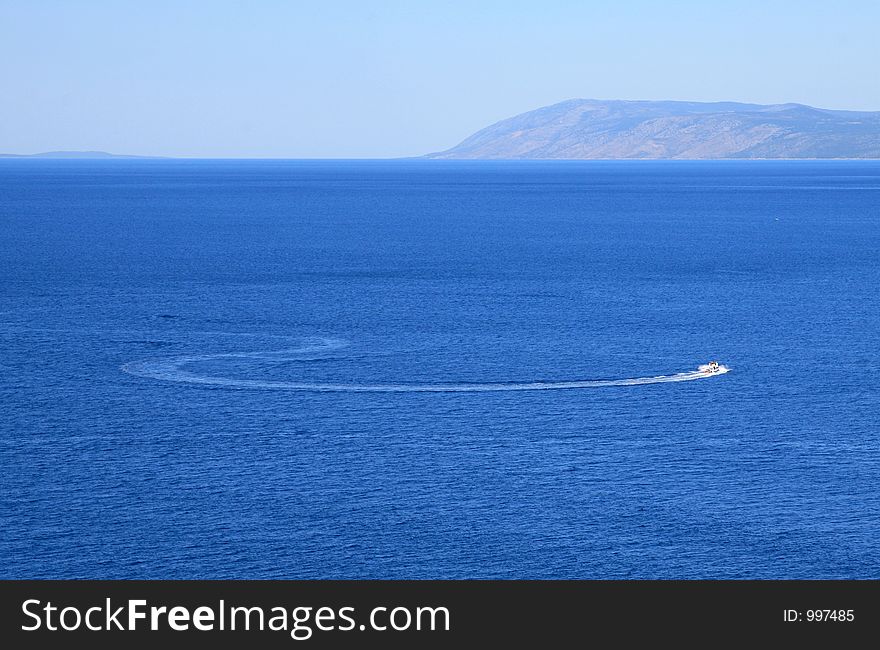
[[122, 337, 729, 393]]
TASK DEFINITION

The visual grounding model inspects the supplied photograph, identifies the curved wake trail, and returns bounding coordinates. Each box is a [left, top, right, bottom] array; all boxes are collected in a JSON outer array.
[[121, 337, 729, 393]]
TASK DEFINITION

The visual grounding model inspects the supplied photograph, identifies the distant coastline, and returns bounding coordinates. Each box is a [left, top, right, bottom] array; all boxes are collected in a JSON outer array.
[[7, 97, 880, 166], [0, 151, 162, 159]]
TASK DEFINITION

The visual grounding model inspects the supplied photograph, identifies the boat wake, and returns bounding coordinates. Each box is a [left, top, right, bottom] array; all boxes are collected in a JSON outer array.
[[121, 337, 729, 393]]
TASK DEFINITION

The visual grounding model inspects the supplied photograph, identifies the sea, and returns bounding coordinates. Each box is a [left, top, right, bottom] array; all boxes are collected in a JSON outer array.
[[1, 159, 878, 579]]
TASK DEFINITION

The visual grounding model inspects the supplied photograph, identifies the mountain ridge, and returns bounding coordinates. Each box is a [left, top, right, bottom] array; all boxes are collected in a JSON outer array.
[[426, 99, 880, 159]]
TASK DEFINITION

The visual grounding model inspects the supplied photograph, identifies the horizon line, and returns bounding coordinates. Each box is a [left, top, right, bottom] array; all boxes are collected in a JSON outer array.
[[3, 154, 880, 162]]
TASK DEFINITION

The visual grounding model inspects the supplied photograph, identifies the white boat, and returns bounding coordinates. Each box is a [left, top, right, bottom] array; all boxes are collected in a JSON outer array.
[[699, 361, 723, 374]]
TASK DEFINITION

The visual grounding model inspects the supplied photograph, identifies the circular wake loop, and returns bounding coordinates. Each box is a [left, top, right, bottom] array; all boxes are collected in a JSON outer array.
[[121, 337, 729, 393]]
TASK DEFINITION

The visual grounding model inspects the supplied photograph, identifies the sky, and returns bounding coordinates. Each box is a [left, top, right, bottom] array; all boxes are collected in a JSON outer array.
[[1, 0, 878, 158]]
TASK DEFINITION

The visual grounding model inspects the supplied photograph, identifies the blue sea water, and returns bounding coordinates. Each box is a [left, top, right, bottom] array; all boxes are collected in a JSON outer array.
[[1, 159, 878, 579]]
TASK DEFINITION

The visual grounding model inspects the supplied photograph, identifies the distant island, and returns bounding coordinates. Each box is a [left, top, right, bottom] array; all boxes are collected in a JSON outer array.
[[0, 151, 158, 159], [426, 99, 880, 159]]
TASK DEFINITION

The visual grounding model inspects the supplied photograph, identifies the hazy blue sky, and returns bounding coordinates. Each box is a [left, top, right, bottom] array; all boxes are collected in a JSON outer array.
[[1, 1, 878, 157]]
